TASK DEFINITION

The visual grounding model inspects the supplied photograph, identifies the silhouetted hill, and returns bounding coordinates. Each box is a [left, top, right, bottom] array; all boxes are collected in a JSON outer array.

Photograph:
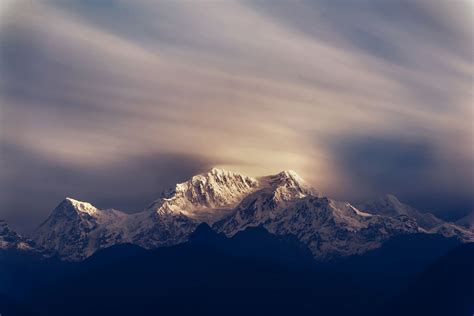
[[0, 249, 70, 301], [0, 293, 31, 316], [327, 233, 461, 288], [0, 226, 467, 316], [80, 243, 148, 268], [188, 223, 315, 267], [319, 233, 462, 312], [383, 242, 474, 316], [30, 225, 319, 316]]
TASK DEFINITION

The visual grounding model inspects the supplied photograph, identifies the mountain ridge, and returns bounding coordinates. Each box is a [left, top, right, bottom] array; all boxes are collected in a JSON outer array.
[[357, 194, 444, 230], [4, 167, 470, 261], [0, 220, 38, 253]]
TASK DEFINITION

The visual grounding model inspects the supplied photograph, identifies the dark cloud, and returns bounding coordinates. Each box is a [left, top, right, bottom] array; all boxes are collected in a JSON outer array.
[[330, 135, 474, 219], [336, 136, 435, 188]]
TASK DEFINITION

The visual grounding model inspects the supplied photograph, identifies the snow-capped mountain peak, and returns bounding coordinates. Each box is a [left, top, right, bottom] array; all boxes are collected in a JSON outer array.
[[56, 197, 100, 217], [266, 170, 307, 186], [148, 168, 259, 222], [34, 198, 130, 260], [50, 198, 128, 222], [257, 169, 317, 203], [357, 194, 444, 230], [358, 194, 407, 217], [276, 169, 302, 180]]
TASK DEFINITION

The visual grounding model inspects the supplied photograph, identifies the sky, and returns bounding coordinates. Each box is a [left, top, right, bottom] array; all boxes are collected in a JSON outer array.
[[0, 0, 473, 233]]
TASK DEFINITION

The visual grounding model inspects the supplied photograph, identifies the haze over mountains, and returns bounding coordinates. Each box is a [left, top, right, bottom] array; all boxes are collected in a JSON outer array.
[[2, 168, 473, 261]]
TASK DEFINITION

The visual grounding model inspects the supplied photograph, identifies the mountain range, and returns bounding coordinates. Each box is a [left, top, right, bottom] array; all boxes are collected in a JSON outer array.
[[2, 168, 473, 261], [1, 168, 474, 316]]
